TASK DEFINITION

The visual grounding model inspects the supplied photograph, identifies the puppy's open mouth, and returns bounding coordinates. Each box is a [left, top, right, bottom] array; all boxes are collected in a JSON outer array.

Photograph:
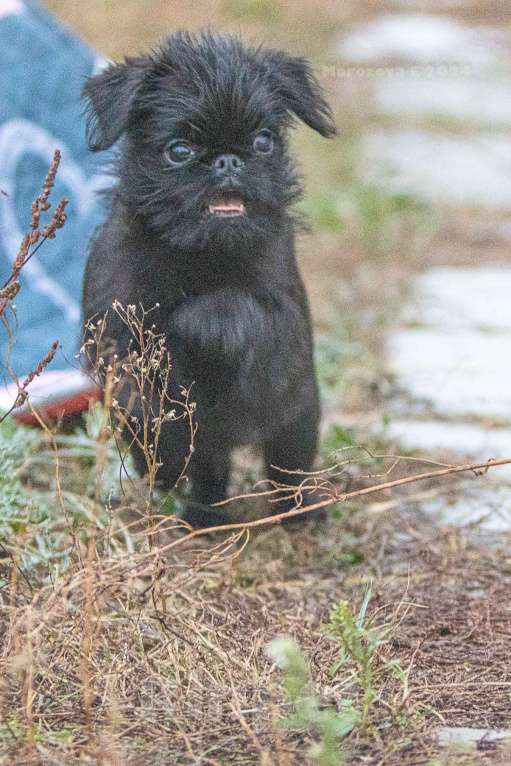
[[208, 192, 246, 217]]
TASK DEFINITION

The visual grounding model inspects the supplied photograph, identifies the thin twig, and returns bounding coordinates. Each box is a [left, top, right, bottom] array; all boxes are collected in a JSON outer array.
[[169, 456, 511, 539]]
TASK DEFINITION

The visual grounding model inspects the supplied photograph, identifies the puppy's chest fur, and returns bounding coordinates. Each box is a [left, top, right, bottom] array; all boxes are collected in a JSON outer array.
[[85, 206, 313, 440]]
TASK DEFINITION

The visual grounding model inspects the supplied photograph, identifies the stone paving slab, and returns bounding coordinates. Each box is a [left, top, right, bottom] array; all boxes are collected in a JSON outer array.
[[386, 264, 511, 530], [388, 327, 511, 418], [339, 13, 511, 207], [361, 130, 511, 207], [387, 419, 511, 465], [339, 13, 510, 67], [376, 75, 511, 127], [400, 266, 511, 331]]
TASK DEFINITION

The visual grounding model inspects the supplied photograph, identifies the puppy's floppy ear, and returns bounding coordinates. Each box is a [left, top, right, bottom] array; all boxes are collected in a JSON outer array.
[[269, 53, 336, 138], [83, 57, 150, 151]]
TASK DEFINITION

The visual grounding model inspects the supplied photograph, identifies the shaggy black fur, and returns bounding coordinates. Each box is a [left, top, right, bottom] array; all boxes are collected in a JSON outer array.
[[82, 31, 336, 527]]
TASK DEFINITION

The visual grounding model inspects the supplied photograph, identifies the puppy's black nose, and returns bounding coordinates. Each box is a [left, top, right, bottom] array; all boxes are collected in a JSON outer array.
[[213, 153, 244, 176]]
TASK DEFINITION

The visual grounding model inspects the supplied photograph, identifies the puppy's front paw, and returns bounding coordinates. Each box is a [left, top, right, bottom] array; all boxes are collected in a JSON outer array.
[[271, 489, 327, 526], [181, 502, 231, 530]]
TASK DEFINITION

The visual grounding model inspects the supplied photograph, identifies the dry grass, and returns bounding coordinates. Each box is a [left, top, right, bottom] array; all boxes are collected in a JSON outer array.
[[2, 195, 510, 763], [2, 481, 511, 765]]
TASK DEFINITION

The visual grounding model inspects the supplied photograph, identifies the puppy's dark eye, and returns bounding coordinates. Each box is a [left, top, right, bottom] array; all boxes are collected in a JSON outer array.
[[165, 140, 195, 165], [253, 130, 274, 155]]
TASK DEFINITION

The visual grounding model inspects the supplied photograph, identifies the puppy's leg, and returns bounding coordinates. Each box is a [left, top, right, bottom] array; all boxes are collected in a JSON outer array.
[[156, 420, 195, 491], [264, 402, 323, 524], [182, 443, 231, 528]]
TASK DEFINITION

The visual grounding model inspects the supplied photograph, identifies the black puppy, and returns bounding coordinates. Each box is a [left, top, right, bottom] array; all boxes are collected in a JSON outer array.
[[82, 32, 336, 527]]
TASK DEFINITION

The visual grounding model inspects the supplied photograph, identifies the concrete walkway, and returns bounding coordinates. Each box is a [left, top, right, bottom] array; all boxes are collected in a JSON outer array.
[[338, 11, 511, 530]]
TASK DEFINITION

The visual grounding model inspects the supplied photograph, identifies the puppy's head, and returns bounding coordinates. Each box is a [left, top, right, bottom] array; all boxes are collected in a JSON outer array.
[[84, 32, 336, 251]]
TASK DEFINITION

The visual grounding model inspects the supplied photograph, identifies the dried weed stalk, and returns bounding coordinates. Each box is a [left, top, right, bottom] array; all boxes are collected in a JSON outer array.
[[0, 149, 68, 423], [82, 301, 197, 531]]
